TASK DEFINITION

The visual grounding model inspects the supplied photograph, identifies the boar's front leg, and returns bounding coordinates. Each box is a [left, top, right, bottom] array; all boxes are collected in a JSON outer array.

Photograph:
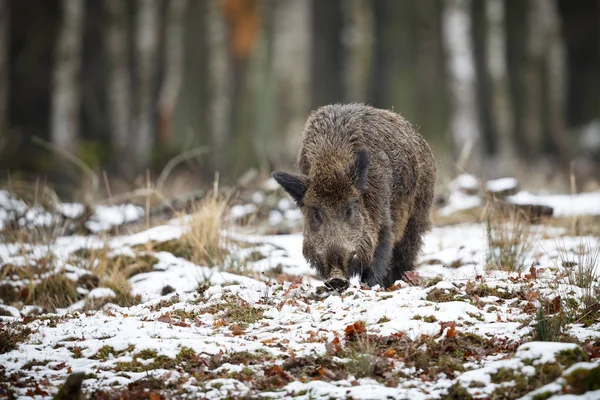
[[361, 224, 392, 287]]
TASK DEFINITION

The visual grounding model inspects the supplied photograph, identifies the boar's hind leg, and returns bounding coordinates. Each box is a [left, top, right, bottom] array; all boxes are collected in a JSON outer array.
[[362, 225, 392, 288], [386, 217, 423, 286]]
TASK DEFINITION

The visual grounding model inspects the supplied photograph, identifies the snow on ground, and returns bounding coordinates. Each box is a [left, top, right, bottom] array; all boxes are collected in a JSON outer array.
[[1, 209, 599, 399], [439, 174, 600, 218]]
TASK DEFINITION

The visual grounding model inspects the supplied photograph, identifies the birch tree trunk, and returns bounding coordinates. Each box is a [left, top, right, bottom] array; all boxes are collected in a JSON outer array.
[[485, 0, 516, 170], [0, 0, 8, 144], [206, 0, 232, 175], [158, 0, 188, 147], [105, 0, 131, 173], [134, 0, 159, 172], [522, 0, 545, 162], [341, 0, 374, 103], [271, 0, 311, 166], [441, 0, 482, 170], [544, 0, 570, 170], [50, 0, 84, 156]]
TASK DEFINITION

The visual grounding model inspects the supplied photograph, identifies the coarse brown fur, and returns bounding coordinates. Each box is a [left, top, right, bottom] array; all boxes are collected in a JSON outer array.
[[273, 103, 436, 288]]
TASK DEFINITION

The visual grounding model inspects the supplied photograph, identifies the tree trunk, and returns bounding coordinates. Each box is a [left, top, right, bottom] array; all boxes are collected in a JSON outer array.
[[522, 0, 546, 162], [206, 0, 232, 175], [544, 0, 570, 170], [341, 0, 374, 102], [441, 0, 482, 171], [50, 0, 84, 156], [485, 0, 517, 171], [272, 0, 311, 166], [105, 0, 132, 174], [0, 0, 7, 144], [134, 0, 159, 172], [158, 0, 188, 147]]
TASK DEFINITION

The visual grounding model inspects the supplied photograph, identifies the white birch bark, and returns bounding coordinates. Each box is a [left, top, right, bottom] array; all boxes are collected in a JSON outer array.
[[341, 0, 374, 102], [158, 0, 187, 146], [206, 0, 232, 174], [485, 0, 516, 168], [105, 0, 131, 169], [441, 0, 481, 169], [134, 0, 159, 171], [272, 0, 311, 165], [50, 0, 84, 155]]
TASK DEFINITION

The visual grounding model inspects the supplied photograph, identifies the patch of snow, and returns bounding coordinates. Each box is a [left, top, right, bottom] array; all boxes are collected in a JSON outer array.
[[486, 177, 518, 192], [449, 174, 479, 192], [231, 204, 257, 220], [516, 342, 580, 365], [263, 177, 280, 191], [56, 202, 85, 219], [251, 191, 264, 204], [268, 210, 283, 226], [88, 288, 116, 299], [508, 191, 600, 216], [86, 204, 145, 232], [438, 189, 482, 216]]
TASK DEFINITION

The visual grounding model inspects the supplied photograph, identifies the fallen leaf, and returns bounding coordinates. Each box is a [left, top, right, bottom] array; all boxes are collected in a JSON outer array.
[[283, 276, 304, 296], [403, 271, 421, 286], [230, 324, 245, 336], [344, 321, 367, 341]]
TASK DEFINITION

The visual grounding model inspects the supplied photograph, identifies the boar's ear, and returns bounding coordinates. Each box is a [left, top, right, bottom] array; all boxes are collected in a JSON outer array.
[[272, 171, 308, 206], [352, 148, 370, 192]]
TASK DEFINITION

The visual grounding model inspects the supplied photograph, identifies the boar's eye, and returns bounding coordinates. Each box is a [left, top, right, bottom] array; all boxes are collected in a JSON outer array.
[[309, 207, 323, 224]]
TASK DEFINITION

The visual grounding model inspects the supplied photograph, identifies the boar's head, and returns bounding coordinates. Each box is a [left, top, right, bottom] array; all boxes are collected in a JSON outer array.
[[273, 149, 374, 291]]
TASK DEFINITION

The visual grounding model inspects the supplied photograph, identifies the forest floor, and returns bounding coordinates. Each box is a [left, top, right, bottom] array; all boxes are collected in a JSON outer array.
[[1, 175, 600, 399]]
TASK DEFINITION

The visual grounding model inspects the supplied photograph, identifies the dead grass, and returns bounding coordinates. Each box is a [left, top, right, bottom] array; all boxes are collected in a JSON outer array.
[[177, 187, 230, 267], [485, 199, 535, 272], [0, 322, 33, 354], [29, 274, 80, 312], [555, 239, 600, 327]]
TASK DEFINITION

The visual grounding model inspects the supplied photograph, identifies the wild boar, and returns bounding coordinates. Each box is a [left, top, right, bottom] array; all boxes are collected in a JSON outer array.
[[273, 103, 436, 291]]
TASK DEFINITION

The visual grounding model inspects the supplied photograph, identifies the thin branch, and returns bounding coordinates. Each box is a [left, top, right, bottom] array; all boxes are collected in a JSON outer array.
[[156, 146, 209, 191], [31, 135, 99, 195]]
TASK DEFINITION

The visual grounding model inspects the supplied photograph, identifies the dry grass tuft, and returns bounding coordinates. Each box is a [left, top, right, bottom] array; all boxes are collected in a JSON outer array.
[[29, 274, 80, 312], [485, 199, 535, 272], [178, 186, 231, 267]]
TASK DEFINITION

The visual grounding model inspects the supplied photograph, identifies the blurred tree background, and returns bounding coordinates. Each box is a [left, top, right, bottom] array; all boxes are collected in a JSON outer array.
[[1, 0, 600, 199]]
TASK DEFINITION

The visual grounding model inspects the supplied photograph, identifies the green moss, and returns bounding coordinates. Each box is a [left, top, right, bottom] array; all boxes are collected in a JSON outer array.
[[426, 287, 460, 303], [531, 391, 554, 400], [423, 315, 438, 323], [424, 276, 443, 288], [172, 309, 198, 320], [555, 347, 588, 368], [199, 297, 263, 328], [491, 367, 516, 383], [444, 382, 473, 400], [21, 359, 50, 370], [565, 366, 600, 394], [91, 345, 116, 360], [377, 316, 390, 324]]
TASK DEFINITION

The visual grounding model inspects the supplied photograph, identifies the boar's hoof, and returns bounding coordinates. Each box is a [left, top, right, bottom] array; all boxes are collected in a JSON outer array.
[[326, 278, 350, 292]]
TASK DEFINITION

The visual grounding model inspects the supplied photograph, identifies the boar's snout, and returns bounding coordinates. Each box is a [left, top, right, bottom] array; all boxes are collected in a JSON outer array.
[[325, 268, 349, 292]]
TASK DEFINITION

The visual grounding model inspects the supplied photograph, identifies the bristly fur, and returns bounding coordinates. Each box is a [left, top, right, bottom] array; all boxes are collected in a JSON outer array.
[[274, 103, 436, 288]]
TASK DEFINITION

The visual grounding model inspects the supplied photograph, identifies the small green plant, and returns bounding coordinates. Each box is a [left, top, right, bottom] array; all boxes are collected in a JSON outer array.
[[534, 308, 564, 342]]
